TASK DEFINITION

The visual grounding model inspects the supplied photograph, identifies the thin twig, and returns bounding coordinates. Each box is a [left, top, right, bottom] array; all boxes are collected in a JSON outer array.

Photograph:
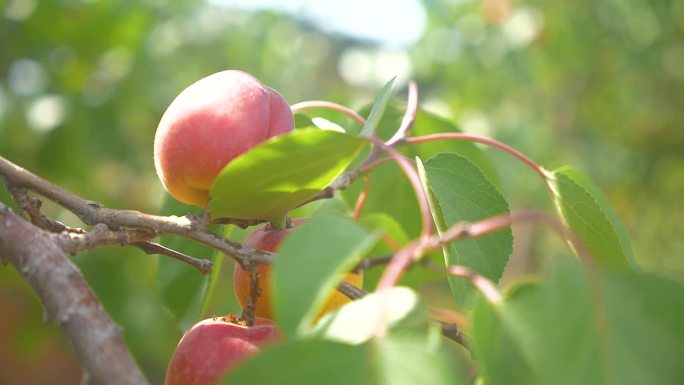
[[298, 169, 361, 206], [337, 280, 369, 300], [371, 210, 594, 308], [133, 241, 213, 274], [352, 254, 394, 273], [352, 175, 371, 220], [431, 210, 593, 265], [431, 307, 469, 330], [386, 80, 419, 146], [7, 184, 85, 234], [359, 157, 394, 174], [370, 138, 432, 238], [440, 321, 469, 348], [444, 263, 502, 304], [374, 241, 426, 293], [422, 259, 502, 304]]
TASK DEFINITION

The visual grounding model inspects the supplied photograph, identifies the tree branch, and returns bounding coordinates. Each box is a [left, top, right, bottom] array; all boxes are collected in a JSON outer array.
[[7, 183, 85, 234], [5, 173, 213, 274], [52, 223, 154, 255], [0, 155, 272, 268], [352, 254, 394, 273], [133, 241, 213, 274], [0, 204, 150, 385]]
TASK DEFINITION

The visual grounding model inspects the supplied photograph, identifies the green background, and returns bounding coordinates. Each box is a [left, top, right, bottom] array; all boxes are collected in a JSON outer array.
[[1, 0, 682, 383]]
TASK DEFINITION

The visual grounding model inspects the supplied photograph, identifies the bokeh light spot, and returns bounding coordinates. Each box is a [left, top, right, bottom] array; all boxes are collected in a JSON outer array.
[[8, 58, 47, 97], [26, 95, 68, 133]]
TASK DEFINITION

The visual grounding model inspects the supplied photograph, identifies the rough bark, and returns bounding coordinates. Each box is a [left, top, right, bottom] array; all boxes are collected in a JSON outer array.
[[0, 205, 150, 385]]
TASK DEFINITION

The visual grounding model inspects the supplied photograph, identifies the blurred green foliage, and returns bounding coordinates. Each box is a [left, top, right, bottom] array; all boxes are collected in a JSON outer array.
[[1, 0, 682, 382]]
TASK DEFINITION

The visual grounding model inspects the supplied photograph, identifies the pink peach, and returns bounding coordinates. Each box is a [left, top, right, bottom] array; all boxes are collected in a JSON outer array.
[[165, 315, 280, 385], [154, 70, 294, 206]]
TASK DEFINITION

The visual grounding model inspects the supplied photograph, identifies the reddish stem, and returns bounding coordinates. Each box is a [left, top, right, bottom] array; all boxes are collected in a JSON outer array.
[[379, 234, 403, 252], [387, 81, 419, 146], [290, 100, 366, 126], [375, 240, 426, 293], [373, 209, 589, 325], [352, 175, 371, 220], [406, 133, 547, 181], [359, 157, 394, 174], [433, 210, 592, 265], [371, 138, 432, 238], [372, 240, 426, 336], [446, 265, 502, 304]]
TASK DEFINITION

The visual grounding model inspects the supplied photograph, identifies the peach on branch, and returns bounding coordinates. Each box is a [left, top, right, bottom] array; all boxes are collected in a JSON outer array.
[[154, 70, 294, 207], [165, 315, 280, 385], [234, 219, 363, 320]]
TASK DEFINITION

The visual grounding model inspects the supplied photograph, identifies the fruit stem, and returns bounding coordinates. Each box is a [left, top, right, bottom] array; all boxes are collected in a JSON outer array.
[[370, 138, 433, 239], [352, 175, 371, 220], [240, 262, 260, 327]]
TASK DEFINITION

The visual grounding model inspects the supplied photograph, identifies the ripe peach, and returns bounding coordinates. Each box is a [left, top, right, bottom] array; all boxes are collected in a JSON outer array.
[[234, 219, 363, 320], [165, 315, 280, 385], [154, 70, 294, 207]]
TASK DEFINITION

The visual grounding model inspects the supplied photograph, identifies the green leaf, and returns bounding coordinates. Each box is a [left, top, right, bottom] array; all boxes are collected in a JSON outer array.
[[289, 193, 352, 219], [273, 214, 379, 337], [549, 166, 636, 269], [208, 129, 366, 222], [359, 212, 411, 254], [222, 339, 366, 385], [311, 286, 429, 345], [293, 112, 315, 129], [198, 227, 232, 319], [471, 259, 684, 385], [370, 332, 466, 385], [360, 77, 396, 138], [222, 334, 466, 385], [418, 153, 513, 306], [600, 268, 684, 385], [358, 212, 410, 289], [156, 196, 216, 330], [344, 164, 422, 236]]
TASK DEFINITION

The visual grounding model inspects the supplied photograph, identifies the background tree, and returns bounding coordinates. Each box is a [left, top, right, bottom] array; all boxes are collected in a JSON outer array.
[[1, 0, 683, 384]]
